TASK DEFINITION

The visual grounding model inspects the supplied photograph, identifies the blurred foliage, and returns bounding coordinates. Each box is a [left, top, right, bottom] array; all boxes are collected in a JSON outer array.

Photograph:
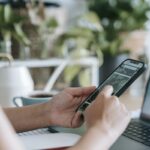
[[88, 0, 150, 56], [0, 4, 30, 47], [26, 1, 58, 58], [52, 11, 103, 85], [0, 1, 58, 56], [56, 0, 150, 86], [53, 11, 103, 60]]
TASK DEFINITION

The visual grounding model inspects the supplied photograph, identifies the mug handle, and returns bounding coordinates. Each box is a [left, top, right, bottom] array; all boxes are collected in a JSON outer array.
[[13, 97, 22, 107]]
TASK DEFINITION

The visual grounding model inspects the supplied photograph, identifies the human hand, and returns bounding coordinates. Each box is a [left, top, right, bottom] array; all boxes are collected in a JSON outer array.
[[44, 87, 95, 128], [84, 85, 131, 145]]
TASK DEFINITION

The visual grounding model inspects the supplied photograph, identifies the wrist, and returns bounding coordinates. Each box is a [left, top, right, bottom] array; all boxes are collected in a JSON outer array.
[[41, 102, 54, 127], [88, 124, 113, 150], [73, 122, 116, 150], [91, 121, 120, 147]]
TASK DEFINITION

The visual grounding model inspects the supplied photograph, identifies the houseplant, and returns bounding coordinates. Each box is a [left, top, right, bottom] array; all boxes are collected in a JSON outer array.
[[88, 0, 150, 82], [52, 11, 103, 86], [0, 4, 30, 56], [25, 0, 59, 59]]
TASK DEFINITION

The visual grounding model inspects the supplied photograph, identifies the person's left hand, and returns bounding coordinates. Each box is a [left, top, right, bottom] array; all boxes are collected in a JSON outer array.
[[44, 87, 95, 128]]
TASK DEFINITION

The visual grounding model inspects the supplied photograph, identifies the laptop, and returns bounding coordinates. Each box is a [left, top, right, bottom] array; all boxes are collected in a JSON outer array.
[[111, 76, 150, 150]]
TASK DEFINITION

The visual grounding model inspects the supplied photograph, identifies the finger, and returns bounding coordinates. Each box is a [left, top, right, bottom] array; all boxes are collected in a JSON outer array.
[[71, 111, 84, 128], [111, 96, 120, 105], [100, 85, 113, 97], [66, 86, 96, 96]]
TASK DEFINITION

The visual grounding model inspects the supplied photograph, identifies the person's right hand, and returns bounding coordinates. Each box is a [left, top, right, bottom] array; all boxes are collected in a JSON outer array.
[[84, 85, 131, 146]]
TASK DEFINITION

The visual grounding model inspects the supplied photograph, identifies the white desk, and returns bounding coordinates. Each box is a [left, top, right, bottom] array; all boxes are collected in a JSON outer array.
[[19, 128, 81, 149]]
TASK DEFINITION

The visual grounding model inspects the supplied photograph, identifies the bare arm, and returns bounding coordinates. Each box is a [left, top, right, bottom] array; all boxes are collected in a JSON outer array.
[[4, 87, 95, 132], [4, 103, 51, 132], [0, 107, 25, 150], [0, 86, 130, 150]]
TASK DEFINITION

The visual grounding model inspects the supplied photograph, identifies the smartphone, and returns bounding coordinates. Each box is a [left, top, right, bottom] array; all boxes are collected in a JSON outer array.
[[77, 59, 147, 112]]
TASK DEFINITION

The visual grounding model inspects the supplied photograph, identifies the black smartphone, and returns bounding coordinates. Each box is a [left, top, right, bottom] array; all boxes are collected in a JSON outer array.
[[77, 59, 147, 112]]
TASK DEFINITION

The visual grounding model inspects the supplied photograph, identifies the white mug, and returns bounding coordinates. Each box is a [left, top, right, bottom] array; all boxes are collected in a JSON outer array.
[[0, 66, 34, 107], [13, 91, 55, 107], [0, 53, 34, 107]]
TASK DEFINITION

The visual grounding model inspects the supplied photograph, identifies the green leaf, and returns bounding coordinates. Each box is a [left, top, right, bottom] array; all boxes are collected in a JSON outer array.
[[14, 23, 30, 45], [79, 69, 91, 86], [46, 17, 58, 28], [64, 66, 81, 83], [4, 5, 12, 23], [78, 11, 103, 32], [2, 30, 11, 41], [69, 48, 90, 58], [0, 6, 4, 23]]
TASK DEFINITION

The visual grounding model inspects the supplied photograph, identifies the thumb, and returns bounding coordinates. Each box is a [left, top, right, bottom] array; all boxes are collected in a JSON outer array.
[[100, 85, 113, 97]]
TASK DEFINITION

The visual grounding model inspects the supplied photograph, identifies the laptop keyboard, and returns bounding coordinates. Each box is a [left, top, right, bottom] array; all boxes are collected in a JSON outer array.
[[123, 121, 150, 146]]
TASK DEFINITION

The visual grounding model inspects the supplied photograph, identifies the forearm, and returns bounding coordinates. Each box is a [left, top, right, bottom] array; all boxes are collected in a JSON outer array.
[[68, 124, 116, 150], [3, 103, 51, 132], [0, 107, 25, 150]]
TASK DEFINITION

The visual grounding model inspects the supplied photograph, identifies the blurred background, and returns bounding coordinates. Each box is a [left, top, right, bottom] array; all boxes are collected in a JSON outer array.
[[0, 0, 150, 105]]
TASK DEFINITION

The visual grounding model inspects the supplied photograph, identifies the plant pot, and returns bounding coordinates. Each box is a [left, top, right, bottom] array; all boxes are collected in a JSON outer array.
[[99, 53, 129, 84]]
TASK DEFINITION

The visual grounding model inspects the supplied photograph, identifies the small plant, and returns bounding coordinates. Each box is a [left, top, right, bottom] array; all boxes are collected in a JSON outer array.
[[0, 4, 30, 53]]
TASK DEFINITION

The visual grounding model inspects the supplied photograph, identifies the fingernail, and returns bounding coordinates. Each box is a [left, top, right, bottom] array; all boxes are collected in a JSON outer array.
[[104, 85, 113, 90]]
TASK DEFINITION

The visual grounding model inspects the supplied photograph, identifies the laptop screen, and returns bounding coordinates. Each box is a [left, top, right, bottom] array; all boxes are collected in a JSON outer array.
[[141, 76, 150, 121]]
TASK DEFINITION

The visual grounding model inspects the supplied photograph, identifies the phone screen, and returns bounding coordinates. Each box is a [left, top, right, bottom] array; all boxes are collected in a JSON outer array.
[[97, 60, 144, 95], [77, 59, 145, 112]]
